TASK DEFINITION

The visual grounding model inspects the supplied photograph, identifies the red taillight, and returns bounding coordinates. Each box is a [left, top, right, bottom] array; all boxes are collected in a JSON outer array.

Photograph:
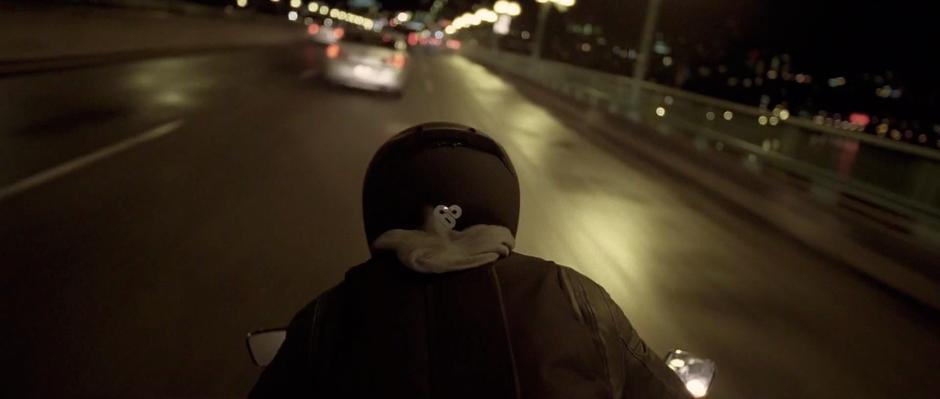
[[386, 53, 407, 69], [307, 24, 320, 35], [446, 39, 461, 50], [326, 44, 341, 59], [333, 27, 345, 40]]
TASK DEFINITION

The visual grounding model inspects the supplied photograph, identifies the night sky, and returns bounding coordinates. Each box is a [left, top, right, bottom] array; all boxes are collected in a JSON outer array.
[[386, 0, 936, 88], [190, 0, 936, 90]]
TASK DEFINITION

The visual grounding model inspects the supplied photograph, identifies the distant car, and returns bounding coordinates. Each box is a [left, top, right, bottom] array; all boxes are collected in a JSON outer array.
[[308, 23, 344, 45], [323, 30, 409, 95]]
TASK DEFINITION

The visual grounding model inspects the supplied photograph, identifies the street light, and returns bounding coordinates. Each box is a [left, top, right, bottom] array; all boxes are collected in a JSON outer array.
[[535, 0, 575, 7], [476, 8, 498, 23], [494, 0, 521, 16], [531, 0, 577, 59], [445, 2, 521, 36], [490, 1, 521, 52], [463, 12, 482, 26]]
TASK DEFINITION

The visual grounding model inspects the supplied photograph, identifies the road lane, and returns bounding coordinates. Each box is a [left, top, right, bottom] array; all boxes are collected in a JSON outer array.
[[0, 45, 321, 187], [2, 45, 938, 398], [0, 120, 184, 200]]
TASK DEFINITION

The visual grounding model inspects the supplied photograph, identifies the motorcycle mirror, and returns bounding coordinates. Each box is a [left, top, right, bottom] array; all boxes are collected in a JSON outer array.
[[246, 328, 287, 367], [665, 349, 716, 398]]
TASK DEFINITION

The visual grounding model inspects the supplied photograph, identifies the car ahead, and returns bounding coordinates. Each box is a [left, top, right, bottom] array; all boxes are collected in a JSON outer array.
[[308, 22, 344, 44], [323, 30, 409, 95]]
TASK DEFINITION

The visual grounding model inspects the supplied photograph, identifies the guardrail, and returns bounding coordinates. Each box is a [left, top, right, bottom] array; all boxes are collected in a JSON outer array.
[[464, 46, 940, 236]]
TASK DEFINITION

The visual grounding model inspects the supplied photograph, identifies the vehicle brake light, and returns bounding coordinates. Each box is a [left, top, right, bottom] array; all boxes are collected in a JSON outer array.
[[333, 27, 345, 40], [446, 39, 461, 50], [326, 44, 341, 59], [307, 24, 320, 35], [387, 53, 407, 69]]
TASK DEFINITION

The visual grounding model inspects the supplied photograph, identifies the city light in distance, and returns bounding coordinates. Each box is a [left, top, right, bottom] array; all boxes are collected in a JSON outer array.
[[828, 76, 847, 87]]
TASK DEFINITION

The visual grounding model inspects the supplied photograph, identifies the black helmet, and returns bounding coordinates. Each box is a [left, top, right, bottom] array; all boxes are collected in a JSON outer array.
[[362, 122, 520, 249]]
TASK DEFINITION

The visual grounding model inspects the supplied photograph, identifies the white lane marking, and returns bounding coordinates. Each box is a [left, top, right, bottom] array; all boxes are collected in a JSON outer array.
[[0, 119, 184, 201], [424, 79, 434, 93], [298, 68, 320, 80]]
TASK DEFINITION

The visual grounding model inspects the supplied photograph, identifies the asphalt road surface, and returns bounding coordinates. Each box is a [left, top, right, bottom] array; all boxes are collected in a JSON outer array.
[[3, 44, 938, 398]]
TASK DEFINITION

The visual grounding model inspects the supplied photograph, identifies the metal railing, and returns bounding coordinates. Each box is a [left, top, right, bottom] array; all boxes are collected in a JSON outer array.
[[464, 46, 940, 234]]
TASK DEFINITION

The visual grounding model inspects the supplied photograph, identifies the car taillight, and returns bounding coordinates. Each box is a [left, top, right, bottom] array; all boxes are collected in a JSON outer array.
[[386, 53, 407, 69], [333, 27, 345, 40], [326, 44, 341, 59], [307, 24, 320, 35]]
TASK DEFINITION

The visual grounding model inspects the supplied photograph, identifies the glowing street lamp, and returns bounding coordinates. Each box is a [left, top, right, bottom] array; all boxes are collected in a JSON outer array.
[[535, 0, 576, 8], [494, 1, 521, 16], [446, 2, 522, 37], [492, 1, 521, 38], [476, 8, 498, 23], [458, 12, 481, 26]]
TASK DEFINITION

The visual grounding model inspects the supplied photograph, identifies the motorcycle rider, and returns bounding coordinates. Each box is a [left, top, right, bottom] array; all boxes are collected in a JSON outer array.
[[250, 122, 691, 398]]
